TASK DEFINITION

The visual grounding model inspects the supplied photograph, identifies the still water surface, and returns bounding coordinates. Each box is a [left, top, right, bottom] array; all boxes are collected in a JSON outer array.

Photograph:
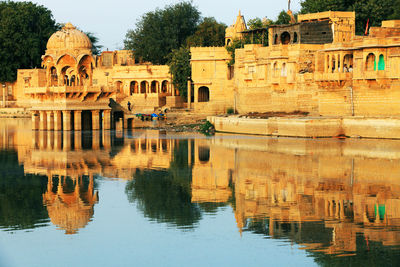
[[0, 118, 400, 266]]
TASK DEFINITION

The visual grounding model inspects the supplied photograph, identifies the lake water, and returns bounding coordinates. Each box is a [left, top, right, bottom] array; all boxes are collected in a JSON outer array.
[[0, 118, 400, 266]]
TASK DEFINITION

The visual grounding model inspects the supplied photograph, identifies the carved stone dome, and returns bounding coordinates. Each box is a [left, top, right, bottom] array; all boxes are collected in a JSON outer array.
[[47, 23, 92, 51]]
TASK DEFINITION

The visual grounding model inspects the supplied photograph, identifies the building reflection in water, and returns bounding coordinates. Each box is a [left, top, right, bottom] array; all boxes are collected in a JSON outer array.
[[1, 118, 400, 259], [189, 136, 400, 256]]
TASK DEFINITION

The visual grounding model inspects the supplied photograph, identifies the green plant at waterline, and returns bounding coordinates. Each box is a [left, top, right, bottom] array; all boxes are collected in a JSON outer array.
[[199, 121, 215, 135]]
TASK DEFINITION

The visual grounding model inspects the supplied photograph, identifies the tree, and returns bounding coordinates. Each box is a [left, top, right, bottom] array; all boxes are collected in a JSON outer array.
[[299, 0, 400, 35], [0, 1, 58, 82], [185, 17, 226, 47], [124, 1, 200, 65], [274, 10, 292, 25], [167, 46, 191, 99], [85, 32, 103, 56]]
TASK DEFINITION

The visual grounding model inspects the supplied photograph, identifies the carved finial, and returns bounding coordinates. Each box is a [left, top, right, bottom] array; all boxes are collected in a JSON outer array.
[[63, 22, 76, 30], [288, 0, 291, 11]]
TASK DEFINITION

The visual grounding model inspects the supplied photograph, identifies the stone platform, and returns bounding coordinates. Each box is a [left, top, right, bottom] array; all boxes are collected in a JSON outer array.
[[208, 116, 400, 139]]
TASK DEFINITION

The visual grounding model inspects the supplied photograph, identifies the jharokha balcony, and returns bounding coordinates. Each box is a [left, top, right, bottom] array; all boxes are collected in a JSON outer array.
[[24, 85, 116, 96]]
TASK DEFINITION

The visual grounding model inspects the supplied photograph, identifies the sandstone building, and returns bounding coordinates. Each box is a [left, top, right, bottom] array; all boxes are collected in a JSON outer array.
[[190, 11, 400, 117], [9, 23, 182, 131]]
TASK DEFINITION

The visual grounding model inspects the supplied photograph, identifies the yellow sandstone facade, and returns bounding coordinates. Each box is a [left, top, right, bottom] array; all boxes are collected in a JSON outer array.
[[190, 11, 400, 117], [10, 23, 182, 131]]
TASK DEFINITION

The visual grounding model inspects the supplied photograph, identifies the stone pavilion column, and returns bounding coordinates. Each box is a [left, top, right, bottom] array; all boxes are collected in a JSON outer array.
[[63, 111, 72, 131], [103, 110, 111, 130], [47, 111, 54, 131], [31, 111, 39, 130], [74, 131, 82, 150], [54, 131, 62, 150], [39, 111, 47, 131], [92, 110, 100, 130], [54, 111, 62, 131], [187, 79, 191, 109], [63, 131, 72, 151], [74, 110, 82, 131], [92, 130, 100, 149]]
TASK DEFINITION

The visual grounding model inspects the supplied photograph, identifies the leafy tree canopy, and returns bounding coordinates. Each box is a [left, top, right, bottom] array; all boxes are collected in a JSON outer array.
[[84, 32, 103, 56], [185, 17, 226, 47], [0, 1, 58, 82], [300, 0, 400, 35], [167, 46, 191, 99], [124, 1, 200, 65]]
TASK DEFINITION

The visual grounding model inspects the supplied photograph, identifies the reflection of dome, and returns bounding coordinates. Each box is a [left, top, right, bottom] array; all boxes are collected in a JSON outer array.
[[47, 23, 92, 51], [45, 196, 94, 235]]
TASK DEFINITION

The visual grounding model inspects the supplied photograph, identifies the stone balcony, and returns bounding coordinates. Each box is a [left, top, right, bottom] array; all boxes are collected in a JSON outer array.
[[24, 85, 115, 95]]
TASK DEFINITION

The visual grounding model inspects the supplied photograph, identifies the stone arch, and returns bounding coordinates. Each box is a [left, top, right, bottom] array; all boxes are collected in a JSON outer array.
[[130, 81, 138, 95], [378, 54, 385, 70], [50, 66, 58, 86], [61, 66, 74, 86], [140, 81, 148, 94], [198, 146, 210, 163], [343, 54, 353, 72], [150, 80, 159, 93], [280, 32, 291, 45], [293, 32, 298, 43], [366, 53, 376, 71], [226, 39, 232, 46], [115, 81, 123, 93], [56, 54, 77, 66], [273, 62, 279, 77], [198, 86, 210, 102], [281, 63, 287, 77], [161, 80, 169, 93]]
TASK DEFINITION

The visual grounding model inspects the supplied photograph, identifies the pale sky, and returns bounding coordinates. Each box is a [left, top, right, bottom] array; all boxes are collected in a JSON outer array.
[[15, 0, 302, 50]]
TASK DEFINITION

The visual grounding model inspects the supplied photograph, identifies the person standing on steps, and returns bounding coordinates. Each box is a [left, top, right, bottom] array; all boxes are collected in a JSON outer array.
[[127, 101, 131, 111]]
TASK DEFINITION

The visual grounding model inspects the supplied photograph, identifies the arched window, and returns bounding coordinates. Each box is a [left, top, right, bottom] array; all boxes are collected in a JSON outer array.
[[140, 81, 147, 93], [226, 39, 231, 46], [331, 55, 336, 73], [366, 53, 376, 71], [281, 63, 287, 77], [378, 54, 385, 70], [130, 81, 138, 95], [198, 86, 209, 102], [161, 80, 169, 93], [343, 54, 354, 72], [198, 146, 210, 163], [274, 34, 278, 45], [293, 32, 298, 43], [50, 67, 58, 86], [273, 62, 278, 77], [280, 32, 291, 45], [151, 81, 158, 93], [115, 81, 123, 92]]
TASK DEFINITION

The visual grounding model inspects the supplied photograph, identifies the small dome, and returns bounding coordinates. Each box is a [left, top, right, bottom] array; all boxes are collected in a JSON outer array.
[[47, 23, 92, 51]]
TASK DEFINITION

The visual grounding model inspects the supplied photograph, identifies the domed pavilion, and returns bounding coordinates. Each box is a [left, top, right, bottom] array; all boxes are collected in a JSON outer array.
[[29, 23, 113, 132]]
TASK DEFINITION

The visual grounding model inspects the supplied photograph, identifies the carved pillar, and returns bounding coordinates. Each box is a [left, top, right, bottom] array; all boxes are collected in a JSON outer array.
[[54, 111, 62, 131], [336, 54, 340, 73], [63, 131, 71, 151], [74, 131, 82, 150], [47, 111, 54, 131], [54, 131, 62, 150], [74, 110, 82, 131], [31, 111, 39, 130], [39, 111, 47, 131], [63, 111, 72, 131], [324, 54, 328, 73], [187, 79, 191, 109], [92, 110, 100, 130], [92, 130, 100, 149], [103, 110, 111, 130]]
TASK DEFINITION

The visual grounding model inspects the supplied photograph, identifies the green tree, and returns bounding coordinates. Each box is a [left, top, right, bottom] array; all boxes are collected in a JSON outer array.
[[85, 32, 103, 56], [0, 1, 58, 82], [185, 17, 226, 47], [300, 0, 400, 35], [274, 10, 292, 25], [124, 1, 200, 65], [167, 46, 191, 99]]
